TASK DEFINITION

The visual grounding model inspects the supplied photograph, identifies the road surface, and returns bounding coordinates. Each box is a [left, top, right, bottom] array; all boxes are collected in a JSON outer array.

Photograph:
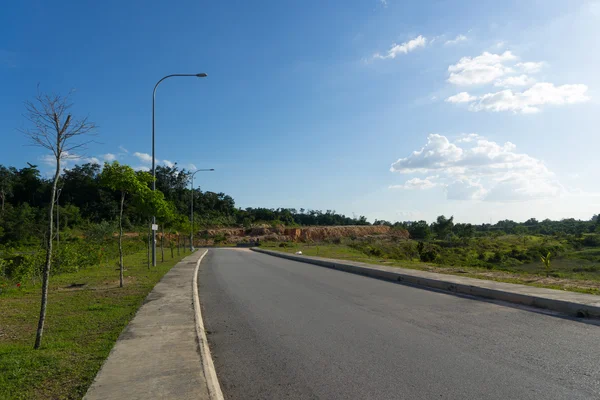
[[198, 249, 600, 400]]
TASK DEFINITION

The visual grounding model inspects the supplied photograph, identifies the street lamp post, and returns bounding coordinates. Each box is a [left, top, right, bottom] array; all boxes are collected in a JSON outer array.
[[152, 73, 207, 266], [190, 169, 214, 251]]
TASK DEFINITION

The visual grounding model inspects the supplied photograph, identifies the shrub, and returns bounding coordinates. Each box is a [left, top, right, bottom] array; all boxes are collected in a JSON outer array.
[[582, 235, 600, 247], [420, 248, 438, 262]]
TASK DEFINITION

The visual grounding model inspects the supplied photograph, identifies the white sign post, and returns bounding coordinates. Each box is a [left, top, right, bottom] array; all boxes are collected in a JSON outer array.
[[151, 224, 158, 231]]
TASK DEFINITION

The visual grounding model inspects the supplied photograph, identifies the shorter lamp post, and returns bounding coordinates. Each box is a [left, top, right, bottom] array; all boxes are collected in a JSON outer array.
[[190, 169, 214, 251]]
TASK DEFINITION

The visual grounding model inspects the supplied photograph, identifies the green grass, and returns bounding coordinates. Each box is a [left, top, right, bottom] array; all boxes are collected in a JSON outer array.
[[263, 241, 600, 295], [0, 247, 190, 400]]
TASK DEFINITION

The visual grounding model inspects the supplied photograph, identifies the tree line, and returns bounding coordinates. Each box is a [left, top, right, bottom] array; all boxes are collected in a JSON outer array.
[[2, 161, 599, 246], [377, 215, 600, 240]]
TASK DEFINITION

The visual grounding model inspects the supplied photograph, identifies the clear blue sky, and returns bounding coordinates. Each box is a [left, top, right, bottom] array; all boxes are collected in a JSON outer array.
[[1, 0, 599, 223]]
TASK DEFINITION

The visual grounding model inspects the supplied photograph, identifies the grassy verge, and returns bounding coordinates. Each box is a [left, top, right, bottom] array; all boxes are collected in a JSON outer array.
[[262, 242, 600, 295], [0, 248, 190, 400]]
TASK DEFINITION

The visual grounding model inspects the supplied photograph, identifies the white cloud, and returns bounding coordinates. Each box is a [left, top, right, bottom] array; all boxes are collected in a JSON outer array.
[[390, 134, 463, 174], [40, 154, 56, 167], [390, 134, 563, 202], [494, 74, 536, 87], [133, 152, 155, 164], [103, 153, 117, 162], [456, 133, 482, 143], [118, 145, 129, 154], [445, 35, 467, 45], [447, 51, 516, 85], [185, 163, 198, 171], [163, 160, 175, 168], [373, 35, 427, 60], [133, 165, 150, 172], [380, 0, 388, 7], [389, 176, 438, 190], [39, 151, 99, 172], [516, 61, 544, 74], [446, 92, 476, 103], [495, 41, 506, 49], [445, 179, 488, 200], [469, 83, 590, 113]]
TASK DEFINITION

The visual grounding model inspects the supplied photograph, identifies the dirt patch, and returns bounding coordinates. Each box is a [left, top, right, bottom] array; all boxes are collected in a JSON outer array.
[[196, 225, 400, 246]]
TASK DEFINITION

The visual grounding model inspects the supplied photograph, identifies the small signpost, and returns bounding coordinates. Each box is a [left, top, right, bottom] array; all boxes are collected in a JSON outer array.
[[151, 224, 158, 231]]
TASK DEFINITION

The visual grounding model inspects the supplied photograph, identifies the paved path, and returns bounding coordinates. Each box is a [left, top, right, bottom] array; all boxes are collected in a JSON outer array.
[[85, 251, 210, 400], [199, 249, 600, 400]]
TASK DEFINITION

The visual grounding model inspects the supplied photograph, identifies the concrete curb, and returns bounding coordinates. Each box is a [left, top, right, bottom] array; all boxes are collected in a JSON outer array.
[[252, 248, 600, 319], [193, 250, 224, 400]]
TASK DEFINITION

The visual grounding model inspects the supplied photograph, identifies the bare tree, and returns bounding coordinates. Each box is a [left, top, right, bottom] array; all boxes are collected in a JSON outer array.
[[20, 89, 96, 349]]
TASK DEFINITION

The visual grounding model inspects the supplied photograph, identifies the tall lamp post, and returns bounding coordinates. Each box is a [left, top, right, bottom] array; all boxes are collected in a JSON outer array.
[[152, 73, 207, 266], [190, 168, 214, 251]]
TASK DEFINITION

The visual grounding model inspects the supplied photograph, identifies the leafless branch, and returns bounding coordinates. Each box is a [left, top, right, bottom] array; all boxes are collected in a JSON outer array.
[[19, 87, 97, 160]]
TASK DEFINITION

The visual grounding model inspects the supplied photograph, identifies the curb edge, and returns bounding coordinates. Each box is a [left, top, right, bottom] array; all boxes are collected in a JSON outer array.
[[193, 249, 225, 400]]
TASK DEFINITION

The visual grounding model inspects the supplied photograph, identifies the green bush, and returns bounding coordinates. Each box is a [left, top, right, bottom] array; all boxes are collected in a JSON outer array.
[[582, 235, 600, 247], [2, 249, 45, 281]]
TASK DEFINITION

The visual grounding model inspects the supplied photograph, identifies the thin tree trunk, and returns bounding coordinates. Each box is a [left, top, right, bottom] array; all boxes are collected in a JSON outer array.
[[170, 241, 174, 258], [119, 192, 125, 288], [177, 234, 180, 256], [34, 159, 60, 349], [161, 225, 164, 262]]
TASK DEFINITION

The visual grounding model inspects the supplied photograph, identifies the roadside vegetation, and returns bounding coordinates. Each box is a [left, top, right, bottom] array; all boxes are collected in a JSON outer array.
[[0, 245, 189, 400], [263, 216, 600, 295]]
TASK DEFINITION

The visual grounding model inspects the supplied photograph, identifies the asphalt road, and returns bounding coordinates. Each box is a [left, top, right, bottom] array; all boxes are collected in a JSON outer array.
[[198, 249, 600, 400]]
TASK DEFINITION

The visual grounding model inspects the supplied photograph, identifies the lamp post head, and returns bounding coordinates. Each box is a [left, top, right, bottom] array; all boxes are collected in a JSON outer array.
[[196, 73, 208, 78]]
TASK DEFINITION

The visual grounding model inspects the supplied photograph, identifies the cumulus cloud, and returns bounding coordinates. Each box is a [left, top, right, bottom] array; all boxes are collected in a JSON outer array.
[[390, 134, 563, 202], [390, 134, 463, 174], [446, 92, 476, 103], [447, 51, 516, 85], [373, 35, 427, 60], [133, 152, 155, 164], [445, 34, 467, 45], [389, 176, 438, 190], [185, 163, 198, 171], [516, 61, 544, 74], [103, 153, 117, 162], [163, 160, 175, 168], [494, 75, 536, 87], [133, 165, 150, 172], [446, 49, 589, 113]]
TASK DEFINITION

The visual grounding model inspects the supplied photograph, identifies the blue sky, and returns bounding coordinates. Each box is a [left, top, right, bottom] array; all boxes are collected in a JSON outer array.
[[1, 0, 599, 223]]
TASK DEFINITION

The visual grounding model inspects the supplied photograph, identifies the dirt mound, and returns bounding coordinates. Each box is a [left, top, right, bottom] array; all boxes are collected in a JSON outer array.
[[283, 226, 391, 242]]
